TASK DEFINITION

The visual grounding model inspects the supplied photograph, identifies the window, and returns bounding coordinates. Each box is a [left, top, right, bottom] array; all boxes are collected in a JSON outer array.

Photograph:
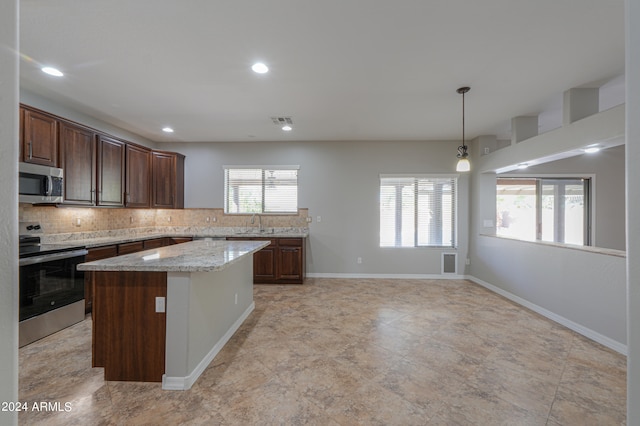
[[496, 177, 591, 245], [224, 166, 298, 214], [380, 175, 457, 248]]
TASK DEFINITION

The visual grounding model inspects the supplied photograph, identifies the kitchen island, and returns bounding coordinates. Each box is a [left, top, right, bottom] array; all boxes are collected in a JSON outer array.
[[77, 239, 269, 390]]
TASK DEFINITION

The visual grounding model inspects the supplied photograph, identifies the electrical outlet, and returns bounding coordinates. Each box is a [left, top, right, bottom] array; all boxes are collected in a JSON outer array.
[[317, 216, 322, 223], [212, 217, 217, 222], [357, 257, 362, 264], [167, 216, 172, 222], [75, 218, 81, 227], [465, 258, 471, 265], [306, 217, 312, 223], [206, 216, 210, 223], [130, 216, 134, 223], [155, 297, 166, 313]]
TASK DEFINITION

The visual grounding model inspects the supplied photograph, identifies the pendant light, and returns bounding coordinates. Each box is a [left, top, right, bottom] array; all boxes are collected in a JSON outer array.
[[455, 86, 471, 172]]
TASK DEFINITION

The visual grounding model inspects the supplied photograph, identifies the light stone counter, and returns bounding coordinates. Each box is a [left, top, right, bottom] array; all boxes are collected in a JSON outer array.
[[45, 226, 308, 248], [78, 240, 270, 272]]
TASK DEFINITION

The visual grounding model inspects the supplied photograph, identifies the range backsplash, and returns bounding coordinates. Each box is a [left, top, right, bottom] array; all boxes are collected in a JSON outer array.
[[19, 205, 309, 235]]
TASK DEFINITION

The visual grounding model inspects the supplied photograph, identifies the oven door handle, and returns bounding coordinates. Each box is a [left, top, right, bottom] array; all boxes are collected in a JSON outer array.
[[19, 249, 89, 266]]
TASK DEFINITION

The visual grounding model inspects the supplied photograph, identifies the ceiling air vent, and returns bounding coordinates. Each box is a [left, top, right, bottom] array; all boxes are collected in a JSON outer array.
[[271, 117, 293, 126]]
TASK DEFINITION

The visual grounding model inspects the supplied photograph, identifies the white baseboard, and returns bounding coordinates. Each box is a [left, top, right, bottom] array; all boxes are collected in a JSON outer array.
[[306, 272, 465, 280], [162, 301, 255, 390], [467, 275, 627, 356]]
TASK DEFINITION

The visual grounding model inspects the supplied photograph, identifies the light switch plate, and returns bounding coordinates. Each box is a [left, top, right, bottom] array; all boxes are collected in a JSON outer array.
[[155, 297, 166, 313]]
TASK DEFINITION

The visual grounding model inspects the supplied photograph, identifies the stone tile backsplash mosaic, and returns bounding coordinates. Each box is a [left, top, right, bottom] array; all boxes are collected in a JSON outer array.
[[19, 205, 309, 236]]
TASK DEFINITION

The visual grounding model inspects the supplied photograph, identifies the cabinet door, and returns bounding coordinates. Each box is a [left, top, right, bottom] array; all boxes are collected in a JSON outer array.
[[97, 135, 125, 207], [152, 151, 185, 209], [151, 152, 176, 208], [277, 246, 303, 281], [125, 144, 151, 208], [59, 122, 96, 205], [23, 108, 58, 167], [254, 244, 277, 282]]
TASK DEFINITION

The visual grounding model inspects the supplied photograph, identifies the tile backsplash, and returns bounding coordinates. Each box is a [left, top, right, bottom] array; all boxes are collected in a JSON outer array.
[[19, 205, 309, 235]]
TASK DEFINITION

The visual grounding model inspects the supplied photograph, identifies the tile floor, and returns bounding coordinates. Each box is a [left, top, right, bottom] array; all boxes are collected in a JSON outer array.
[[19, 278, 627, 425]]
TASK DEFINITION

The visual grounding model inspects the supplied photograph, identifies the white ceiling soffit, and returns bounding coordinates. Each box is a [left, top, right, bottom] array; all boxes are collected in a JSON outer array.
[[19, 0, 625, 143]]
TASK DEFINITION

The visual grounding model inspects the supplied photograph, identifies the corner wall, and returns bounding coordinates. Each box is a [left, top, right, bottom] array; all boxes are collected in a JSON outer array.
[[469, 107, 627, 351], [625, 0, 640, 420], [0, 1, 19, 424]]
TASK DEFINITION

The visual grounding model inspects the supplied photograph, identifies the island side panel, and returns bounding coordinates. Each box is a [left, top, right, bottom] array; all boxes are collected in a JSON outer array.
[[164, 255, 255, 384], [93, 271, 167, 382]]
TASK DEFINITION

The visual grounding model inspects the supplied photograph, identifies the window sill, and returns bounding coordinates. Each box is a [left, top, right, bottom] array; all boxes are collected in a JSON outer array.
[[480, 234, 626, 258]]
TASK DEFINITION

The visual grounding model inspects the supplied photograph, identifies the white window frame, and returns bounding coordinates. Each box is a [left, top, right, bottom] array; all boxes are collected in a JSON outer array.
[[379, 173, 458, 248], [223, 165, 299, 214]]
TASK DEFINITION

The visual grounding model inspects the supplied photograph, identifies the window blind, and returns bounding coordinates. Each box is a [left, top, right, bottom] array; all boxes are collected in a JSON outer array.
[[380, 175, 457, 248], [224, 167, 298, 214]]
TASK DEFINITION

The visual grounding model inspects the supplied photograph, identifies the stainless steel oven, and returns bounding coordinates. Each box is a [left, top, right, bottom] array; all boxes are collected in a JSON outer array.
[[19, 223, 87, 347]]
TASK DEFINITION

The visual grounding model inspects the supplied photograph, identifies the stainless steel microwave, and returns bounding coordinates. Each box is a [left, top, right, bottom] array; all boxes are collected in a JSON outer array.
[[19, 162, 64, 204]]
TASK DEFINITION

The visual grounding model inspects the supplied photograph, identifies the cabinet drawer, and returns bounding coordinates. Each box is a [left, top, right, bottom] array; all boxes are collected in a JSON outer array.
[[143, 238, 165, 250], [118, 241, 144, 255], [86, 245, 118, 261], [279, 238, 302, 247]]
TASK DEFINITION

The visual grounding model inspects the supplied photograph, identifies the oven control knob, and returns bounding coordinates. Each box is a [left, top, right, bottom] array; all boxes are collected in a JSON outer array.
[[26, 225, 34, 230], [34, 225, 41, 230], [50, 301, 55, 306]]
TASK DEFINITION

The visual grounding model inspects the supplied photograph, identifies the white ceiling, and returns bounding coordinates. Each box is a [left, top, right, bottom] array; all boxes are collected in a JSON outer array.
[[19, 0, 625, 143]]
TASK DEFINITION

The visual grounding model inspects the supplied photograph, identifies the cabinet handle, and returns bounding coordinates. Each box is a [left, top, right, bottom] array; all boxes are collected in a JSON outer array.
[[28, 141, 33, 159]]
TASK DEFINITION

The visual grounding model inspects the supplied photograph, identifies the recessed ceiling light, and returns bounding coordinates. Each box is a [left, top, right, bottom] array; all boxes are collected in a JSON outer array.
[[584, 146, 601, 154], [41, 66, 63, 77], [282, 125, 292, 131], [162, 127, 174, 133], [251, 62, 269, 74]]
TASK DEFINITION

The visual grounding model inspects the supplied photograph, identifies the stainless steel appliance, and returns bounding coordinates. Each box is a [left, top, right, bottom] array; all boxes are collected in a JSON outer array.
[[19, 222, 87, 347], [19, 162, 64, 204]]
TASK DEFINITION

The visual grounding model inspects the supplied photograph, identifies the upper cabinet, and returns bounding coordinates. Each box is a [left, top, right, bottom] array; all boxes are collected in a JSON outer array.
[[152, 151, 185, 209], [97, 135, 125, 207], [125, 144, 151, 208], [22, 107, 59, 167], [19, 104, 185, 209], [59, 122, 97, 205]]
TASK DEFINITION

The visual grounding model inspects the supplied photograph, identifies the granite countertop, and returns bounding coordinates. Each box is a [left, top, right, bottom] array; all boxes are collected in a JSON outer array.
[[77, 240, 270, 273], [45, 227, 308, 248]]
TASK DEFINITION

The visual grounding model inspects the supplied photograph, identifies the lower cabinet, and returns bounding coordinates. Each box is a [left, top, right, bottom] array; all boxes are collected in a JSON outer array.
[[85, 237, 193, 314], [84, 245, 118, 314], [228, 237, 305, 284]]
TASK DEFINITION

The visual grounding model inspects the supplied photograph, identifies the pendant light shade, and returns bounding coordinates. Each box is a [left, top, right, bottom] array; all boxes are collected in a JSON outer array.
[[455, 87, 471, 172]]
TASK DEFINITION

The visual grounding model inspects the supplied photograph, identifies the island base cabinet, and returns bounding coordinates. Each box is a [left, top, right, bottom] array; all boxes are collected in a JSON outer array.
[[92, 271, 167, 382]]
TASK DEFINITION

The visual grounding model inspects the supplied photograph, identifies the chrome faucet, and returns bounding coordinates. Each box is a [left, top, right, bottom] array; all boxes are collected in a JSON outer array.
[[250, 213, 263, 232]]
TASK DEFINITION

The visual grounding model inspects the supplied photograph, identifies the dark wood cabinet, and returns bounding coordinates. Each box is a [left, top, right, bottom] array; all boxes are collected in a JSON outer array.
[[228, 237, 305, 284], [125, 144, 151, 208], [254, 240, 277, 282], [84, 245, 118, 315], [59, 122, 97, 205], [277, 239, 304, 282], [152, 151, 185, 209], [22, 107, 58, 167], [118, 241, 145, 255], [97, 135, 125, 207], [166, 237, 193, 245], [143, 238, 165, 250]]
